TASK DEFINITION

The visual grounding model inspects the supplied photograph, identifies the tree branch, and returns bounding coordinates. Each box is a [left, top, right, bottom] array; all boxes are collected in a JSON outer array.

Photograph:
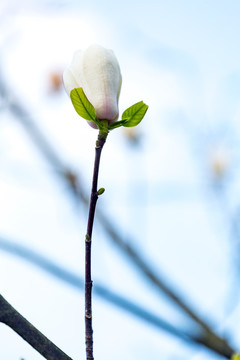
[[0, 294, 73, 360]]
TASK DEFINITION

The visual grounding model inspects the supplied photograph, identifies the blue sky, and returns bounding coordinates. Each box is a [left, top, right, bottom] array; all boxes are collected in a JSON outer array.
[[0, 1, 240, 359]]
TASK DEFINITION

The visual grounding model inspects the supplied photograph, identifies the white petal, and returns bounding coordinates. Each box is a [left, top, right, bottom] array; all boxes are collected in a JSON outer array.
[[63, 50, 83, 96], [80, 44, 122, 121], [62, 68, 79, 96]]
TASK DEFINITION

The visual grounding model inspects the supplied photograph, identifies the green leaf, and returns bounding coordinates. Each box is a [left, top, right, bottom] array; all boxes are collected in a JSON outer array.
[[121, 101, 148, 127], [232, 354, 240, 360], [108, 119, 128, 130], [70, 87, 96, 121]]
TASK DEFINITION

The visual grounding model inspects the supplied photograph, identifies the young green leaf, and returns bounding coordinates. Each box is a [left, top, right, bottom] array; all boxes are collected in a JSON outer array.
[[232, 354, 240, 360], [121, 101, 148, 127], [70, 87, 96, 121], [97, 187, 105, 195]]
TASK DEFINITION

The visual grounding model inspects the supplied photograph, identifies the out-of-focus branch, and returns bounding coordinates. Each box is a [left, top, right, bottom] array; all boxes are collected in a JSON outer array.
[[0, 77, 236, 357], [0, 236, 235, 358], [0, 294, 73, 360], [8, 100, 88, 203], [0, 236, 196, 346]]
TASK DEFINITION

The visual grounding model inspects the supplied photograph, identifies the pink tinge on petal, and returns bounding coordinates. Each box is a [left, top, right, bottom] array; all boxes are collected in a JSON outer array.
[[86, 96, 119, 129], [87, 120, 99, 129], [94, 96, 119, 122]]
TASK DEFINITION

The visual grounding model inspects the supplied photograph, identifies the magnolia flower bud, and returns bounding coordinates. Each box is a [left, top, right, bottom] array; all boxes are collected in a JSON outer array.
[[63, 44, 122, 128]]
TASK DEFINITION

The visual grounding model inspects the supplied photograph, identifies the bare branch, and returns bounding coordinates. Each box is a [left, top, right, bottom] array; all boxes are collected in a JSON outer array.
[[0, 294, 73, 360]]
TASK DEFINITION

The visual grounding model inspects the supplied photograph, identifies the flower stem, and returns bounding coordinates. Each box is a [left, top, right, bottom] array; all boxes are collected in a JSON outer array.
[[85, 127, 108, 360]]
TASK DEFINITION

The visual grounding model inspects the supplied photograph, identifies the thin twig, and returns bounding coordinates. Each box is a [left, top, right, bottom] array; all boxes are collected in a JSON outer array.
[[85, 130, 108, 360], [0, 294, 73, 360]]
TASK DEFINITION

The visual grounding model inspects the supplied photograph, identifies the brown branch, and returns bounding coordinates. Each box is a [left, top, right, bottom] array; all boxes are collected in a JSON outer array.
[[0, 294, 73, 360]]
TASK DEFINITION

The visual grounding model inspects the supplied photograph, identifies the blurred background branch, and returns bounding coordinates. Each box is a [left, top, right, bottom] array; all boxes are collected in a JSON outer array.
[[0, 235, 235, 358]]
